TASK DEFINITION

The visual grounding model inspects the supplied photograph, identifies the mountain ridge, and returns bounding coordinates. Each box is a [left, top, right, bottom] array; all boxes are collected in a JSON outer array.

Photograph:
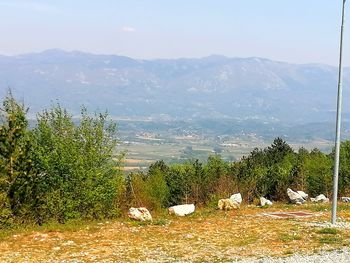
[[0, 49, 349, 124]]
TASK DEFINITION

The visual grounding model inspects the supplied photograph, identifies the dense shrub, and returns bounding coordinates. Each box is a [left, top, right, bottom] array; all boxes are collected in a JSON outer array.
[[128, 170, 169, 210], [125, 137, 349, 208], [29, 106, 124, 223], [304, 149, 333, 197], [0, 94, 35, 225], [164, 164, 190, 206], [204, 155, 236, 198], [0, 95, 124, 226], [337, 141, 350, 196]]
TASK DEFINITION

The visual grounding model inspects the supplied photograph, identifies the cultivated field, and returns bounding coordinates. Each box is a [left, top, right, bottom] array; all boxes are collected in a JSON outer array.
[[1, 203, 349, 262], [119, 135, 333, 171]]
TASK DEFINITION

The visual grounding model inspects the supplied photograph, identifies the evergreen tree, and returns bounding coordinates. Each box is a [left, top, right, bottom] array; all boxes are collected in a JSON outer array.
[[0, 94, 34, 224]]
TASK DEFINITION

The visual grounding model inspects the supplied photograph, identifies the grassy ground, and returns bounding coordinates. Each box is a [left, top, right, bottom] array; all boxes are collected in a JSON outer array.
[[0, 203, 349, 262]]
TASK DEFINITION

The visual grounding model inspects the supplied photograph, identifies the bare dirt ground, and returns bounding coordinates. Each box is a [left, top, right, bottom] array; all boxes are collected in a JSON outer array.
[[0, 203, 349, 262]]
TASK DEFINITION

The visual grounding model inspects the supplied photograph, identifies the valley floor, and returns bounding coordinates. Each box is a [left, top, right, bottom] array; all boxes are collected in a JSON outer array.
[[0, 203, 349, 262]]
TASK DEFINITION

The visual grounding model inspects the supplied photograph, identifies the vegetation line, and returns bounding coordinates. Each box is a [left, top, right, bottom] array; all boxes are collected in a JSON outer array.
[[1, 93, 350, 227]]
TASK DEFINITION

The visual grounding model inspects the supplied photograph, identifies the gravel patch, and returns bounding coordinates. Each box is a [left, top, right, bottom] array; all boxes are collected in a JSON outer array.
[[235, 248, 350, 263], [307, 220, 350, 229]]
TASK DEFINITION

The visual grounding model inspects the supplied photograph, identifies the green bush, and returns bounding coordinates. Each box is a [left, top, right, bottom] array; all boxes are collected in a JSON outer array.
[[164, 164, 190, 206], [0, 93, 34, 225], [128, 171, 169, 211], [339, 141, 350, 195], [2, 94, 350, 226], [0, 94, 124, 226], [29, 105, 124, 222], [305, 149, 332, 197]]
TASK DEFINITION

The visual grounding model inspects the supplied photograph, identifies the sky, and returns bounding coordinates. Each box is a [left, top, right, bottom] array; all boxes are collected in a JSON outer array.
[[0, 0, 348, 65]]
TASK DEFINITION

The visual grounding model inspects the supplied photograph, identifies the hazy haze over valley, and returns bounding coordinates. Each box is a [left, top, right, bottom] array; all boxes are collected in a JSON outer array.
[[1, 0, 349, 161]]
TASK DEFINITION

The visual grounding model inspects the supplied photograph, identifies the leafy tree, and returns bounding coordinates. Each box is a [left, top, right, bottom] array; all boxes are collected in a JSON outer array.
[[145, 161, 170, 209], [0, 94, 34, 224], [264, 137, 294, 165], [204, 155, 231, 196], [149, 160, 168, 176], [165, 164, 189, 206], [290, 147, 309, 190], [236, 148, 267, 201], [145, 171, 169, 210], [338, 141, 350, 195], [30, 105, 123, 223], [305, 149, 332, 197], [263, 153, 296, 200], [128, 169, 169, 210], [187, 159, 208, 204]]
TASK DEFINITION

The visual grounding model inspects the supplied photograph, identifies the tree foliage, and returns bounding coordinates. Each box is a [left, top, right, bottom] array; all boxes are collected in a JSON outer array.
[[128, 137, 343, 207], [0, 94, 34, 225], [2, 95, 350, 226], [29, 105, 123, 223], [0, 95, 124, 226]]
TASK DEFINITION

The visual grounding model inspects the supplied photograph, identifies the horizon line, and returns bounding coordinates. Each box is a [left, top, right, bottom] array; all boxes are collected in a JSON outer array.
[[0, 48, 342, 67]]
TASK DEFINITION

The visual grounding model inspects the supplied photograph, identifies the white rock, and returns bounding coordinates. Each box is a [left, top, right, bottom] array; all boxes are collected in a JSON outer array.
[[310, 194, 329, 203], [287, 188, 306, 204], [297, 191, 309, 200], [341, 197, 350, 203], [128, 207, 152, 221], [168, 204, 195, 216], [230, 193, 242, 204], [260, 197, 273, 206], [218, 198, 240, 210]]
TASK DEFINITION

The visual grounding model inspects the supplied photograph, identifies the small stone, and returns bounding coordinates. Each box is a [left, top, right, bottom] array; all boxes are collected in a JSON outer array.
[[218, 198, 239, 210], [259, 197, 273, 206], [310, 194, 329, 203], [128, 207, 152, 221]]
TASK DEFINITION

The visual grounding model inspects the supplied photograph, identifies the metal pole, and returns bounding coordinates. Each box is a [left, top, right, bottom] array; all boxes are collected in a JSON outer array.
[[332, 0, 347, 224]]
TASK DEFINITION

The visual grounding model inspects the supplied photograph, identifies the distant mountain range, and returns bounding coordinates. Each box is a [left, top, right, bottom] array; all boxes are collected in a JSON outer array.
[[0, 49, 349, 123]]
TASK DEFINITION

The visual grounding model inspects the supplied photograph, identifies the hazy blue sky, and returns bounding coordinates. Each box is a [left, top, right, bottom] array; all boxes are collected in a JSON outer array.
[[0, 0, 348, 65]]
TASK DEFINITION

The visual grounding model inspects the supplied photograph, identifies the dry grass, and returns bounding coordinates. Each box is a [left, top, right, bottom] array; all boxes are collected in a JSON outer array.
[[0, 203, 349, 262]]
